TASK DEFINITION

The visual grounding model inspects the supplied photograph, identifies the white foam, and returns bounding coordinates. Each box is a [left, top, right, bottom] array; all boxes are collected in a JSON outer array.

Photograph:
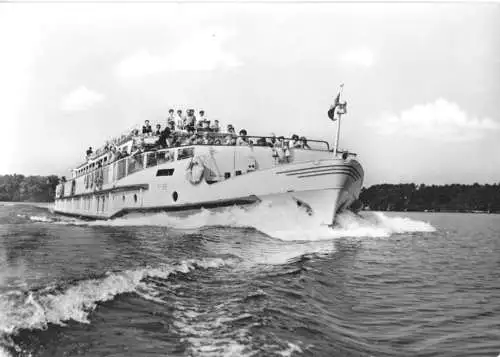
[[0, 346, 12, 357], [0, 257, 234, 336], [28, 215, 54, 223], [75, 201, 435, 242], [277, 342, 303, 356]]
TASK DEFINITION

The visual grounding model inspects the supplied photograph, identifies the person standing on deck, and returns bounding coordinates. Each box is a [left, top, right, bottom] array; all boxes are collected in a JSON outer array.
[[142, 120, 152, 136], [86, 147, 93, 160], [176, 110, 185, 131], [167, 109, 175, 128]]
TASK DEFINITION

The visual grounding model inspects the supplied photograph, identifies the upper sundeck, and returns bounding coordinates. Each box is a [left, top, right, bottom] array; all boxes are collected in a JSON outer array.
[[70, 133, 355, 181]]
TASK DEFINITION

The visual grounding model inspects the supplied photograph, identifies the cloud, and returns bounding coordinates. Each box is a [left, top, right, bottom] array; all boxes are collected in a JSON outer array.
[[367, 98, 500, 142], [60, 86, 104, 111], [115, 27, 242, 79], [340, 48, 374, 67]]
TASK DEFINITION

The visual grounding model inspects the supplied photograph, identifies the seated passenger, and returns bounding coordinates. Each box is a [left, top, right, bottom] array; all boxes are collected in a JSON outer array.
[[283, 140, 291, 162], [185, 109, 196, 131], [224, 125, 237, 145], [142, 120, 152, 136], [196, 119, 204, 131], [236, 129, 250, 146], [300, 136, 311, 149], [168, 120, 176, 132], [181, 128, 195, 145], [121, 147, 130, 157], [170, 134, 181, 147], [199, 110, 207, 122], [266, 134, 277, 148], [157, 127, 171, 149], [272, 136, 290, 162], [130, 144, 140, 156], [155, 124, 162, 136], [86, 146, 93, 159], [200, 119, 210, 131], [203, 131, 214, 145], [291, 134, 301, 148], [210, 119, 220, 133], [256, 137, 267, 146], [195, 133, 205, 145]]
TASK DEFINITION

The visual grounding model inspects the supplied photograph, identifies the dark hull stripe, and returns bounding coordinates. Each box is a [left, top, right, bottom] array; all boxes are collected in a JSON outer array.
[[286, 168, 361, 180], [277, 164, 363, 180], [297, 171, 361, 181], [54, 195, 261, 221], [276, 164, 342, 174]]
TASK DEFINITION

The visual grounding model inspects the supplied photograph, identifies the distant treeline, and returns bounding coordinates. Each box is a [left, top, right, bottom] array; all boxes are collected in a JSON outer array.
[[0, 174, 59, 202], [359, 183, 500, 213], [1, 174, 500, 212]]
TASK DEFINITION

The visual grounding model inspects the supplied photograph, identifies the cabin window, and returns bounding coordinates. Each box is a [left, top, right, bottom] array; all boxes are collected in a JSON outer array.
[[224, 172, 231, 179], [177, 147, 194, 160], [235, 170, 242, 176], [156, 168, 175, 177], [146, 152, 157, 168], [116, 159, 127, 180], [134, 194, 137, 203], [127, 154, 144, 175], [157, 150, 174, 164], [172, 191, 178, 202]]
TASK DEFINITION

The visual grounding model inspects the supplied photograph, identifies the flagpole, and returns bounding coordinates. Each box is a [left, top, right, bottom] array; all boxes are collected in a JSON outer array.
[[333, 84, 344, 156]]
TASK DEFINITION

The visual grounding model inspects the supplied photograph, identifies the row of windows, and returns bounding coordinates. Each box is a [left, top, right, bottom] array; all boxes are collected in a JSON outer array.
[[58, 191, 142, 213]]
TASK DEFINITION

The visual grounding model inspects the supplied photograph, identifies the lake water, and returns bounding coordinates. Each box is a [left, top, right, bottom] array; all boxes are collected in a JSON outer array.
[[0, 203, 499, 357]]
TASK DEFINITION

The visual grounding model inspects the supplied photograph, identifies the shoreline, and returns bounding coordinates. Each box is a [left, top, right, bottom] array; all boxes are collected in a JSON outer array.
[[361, 209, 498, 215], [1, 201, 497, 215]]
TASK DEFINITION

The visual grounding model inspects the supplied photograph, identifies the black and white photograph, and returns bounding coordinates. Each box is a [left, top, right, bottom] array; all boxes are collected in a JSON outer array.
[[0, 1, 499, 356]]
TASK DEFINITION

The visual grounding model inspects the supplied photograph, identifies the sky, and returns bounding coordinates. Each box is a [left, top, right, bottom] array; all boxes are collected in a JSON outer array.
[[0, 2, 499, 186]]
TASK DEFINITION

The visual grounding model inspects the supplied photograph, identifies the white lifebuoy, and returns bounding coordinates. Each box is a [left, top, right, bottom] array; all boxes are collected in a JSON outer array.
[[185, 157, 205, 184]]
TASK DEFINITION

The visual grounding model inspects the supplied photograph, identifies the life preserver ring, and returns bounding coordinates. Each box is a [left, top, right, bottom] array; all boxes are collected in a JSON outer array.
[[186, 157, 205, 185]]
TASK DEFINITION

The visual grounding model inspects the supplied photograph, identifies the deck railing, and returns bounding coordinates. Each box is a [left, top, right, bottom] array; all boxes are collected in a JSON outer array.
[[59, 134, 342, 197]]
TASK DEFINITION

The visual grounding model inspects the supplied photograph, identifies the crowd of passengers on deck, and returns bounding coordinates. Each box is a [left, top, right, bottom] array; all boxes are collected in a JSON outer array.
[[84, 108, 312, 165]]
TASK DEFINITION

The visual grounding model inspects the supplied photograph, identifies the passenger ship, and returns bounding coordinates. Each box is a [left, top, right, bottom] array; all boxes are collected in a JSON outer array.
[[54, 89, 364, 226]]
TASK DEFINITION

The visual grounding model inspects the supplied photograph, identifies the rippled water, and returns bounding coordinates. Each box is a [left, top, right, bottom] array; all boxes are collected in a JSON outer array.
[[0, 202, 499, 357]]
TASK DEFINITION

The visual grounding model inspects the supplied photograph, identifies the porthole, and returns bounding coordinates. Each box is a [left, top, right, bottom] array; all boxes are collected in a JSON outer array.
[[172, 191, 178, 202]]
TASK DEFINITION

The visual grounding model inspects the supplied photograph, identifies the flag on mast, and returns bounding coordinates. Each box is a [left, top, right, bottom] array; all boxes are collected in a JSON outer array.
[[327, 84, 346, 121]]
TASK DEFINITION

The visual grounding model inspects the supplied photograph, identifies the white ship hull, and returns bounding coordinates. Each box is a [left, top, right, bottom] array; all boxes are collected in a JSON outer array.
[[54, 145, 363, 226]]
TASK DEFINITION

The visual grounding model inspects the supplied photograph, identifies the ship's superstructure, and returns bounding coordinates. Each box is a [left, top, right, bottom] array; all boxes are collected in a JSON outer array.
[[54, 87, 364, 225]]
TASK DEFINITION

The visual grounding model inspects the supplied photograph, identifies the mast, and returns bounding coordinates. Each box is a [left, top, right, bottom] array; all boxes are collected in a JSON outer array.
[[333, 84, 345, 156]]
